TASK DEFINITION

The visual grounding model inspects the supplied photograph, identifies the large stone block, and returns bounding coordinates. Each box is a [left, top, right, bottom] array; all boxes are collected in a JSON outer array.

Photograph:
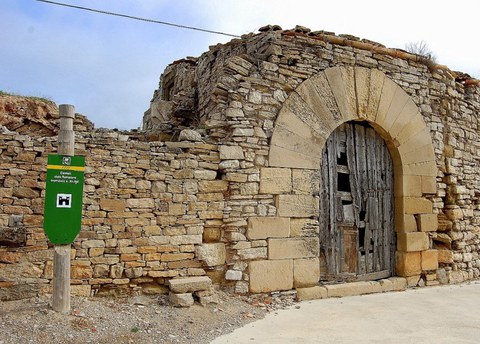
[[126, 198, 154, 209], [99, 199, 126, 212], [438, 249, 453, 264], [249, 259, 293, 293], [198, 180, 228, 193], [294, 73, 340, 132], [293, 258, 320, 288], [377, 90, 412, 136], [259, 168, 292, 194], [404, 160, 437, 178], [401, 175, 422, 197], [203, 227, 221, 243], [13, 187, 39, 198], [81, 240, 106, 249], [395, 122, 429, 153], [388, 277, 407, 291], [269, 144, 320, 170], [296, 286, 328, 301], [269, 101, 325, 170], [404, 197, 433, 214], [219, 146, 244, 160], [292, 169, 320, 195], [247, 217, 290, 240], [445, 206, 463, 220], [225, 270, 242, 281], [375, 78, 398, 127], [402, 143, 436, 167], [396, 251, 421, 277], [397, 232, 429, 252], [276, 195, 318, 217], [194, 170, 217, 180], [169, 292, 194, 307], [0, 283, 41, 301], [354, 67, 371, 118], [391, 97, 423, 140], [237, 247, 267, 260], [421, 250, 438, 271], [326, 281, 382, 298], [268, 238, 319, 260], [168, 276, 212, 293], [421, 176, 437, 194], [402, 214, 417, 232], [290, 218, 320, 237], [71, 262, 93, 279], [324, 66, 356, 120], [364, 69, 385, 121], [195, 243, 226, 267], [417, 214, 438, 232]]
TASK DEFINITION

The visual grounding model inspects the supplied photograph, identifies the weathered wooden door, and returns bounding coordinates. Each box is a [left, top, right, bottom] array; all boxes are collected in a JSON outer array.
[[319, 121, 395, 282]]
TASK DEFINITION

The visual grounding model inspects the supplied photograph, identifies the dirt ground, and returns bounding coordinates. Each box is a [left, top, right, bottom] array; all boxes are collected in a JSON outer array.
[[0, 290, 296, 344]]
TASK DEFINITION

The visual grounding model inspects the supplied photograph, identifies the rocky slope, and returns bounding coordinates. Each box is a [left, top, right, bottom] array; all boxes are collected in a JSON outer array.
[[0, 93, 94, 136]]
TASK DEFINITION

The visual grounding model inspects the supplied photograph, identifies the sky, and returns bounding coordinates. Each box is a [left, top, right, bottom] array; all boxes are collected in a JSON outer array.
[[1, 0, 478, 130]]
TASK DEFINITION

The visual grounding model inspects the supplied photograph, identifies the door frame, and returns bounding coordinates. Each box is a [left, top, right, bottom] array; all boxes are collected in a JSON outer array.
[[266, 66, 438, 285]]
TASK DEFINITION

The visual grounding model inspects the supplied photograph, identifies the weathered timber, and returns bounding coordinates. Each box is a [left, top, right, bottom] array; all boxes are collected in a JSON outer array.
[[320, 122, 394, 282]]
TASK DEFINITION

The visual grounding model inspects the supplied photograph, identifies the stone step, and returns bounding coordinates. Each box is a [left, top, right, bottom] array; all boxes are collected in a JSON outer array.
[[168, 276, 212, 294], [296, 277, 407, 301]]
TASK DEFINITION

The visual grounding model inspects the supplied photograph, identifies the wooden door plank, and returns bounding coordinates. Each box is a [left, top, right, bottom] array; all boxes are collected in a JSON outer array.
[[384, 143, 395, 273], [327, 131, 339, 275], [319, 145, 330, 276], [354, 124, 367, 275], [355, 269, 391, 281], [365, 128, 376, 273]]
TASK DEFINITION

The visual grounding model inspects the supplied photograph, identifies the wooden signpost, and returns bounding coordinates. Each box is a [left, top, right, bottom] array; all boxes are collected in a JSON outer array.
[[43, 104, 85, 313]]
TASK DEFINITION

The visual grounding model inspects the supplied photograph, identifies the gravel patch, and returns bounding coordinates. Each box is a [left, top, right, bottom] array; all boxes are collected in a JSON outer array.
[[0, 290, 297, 343]]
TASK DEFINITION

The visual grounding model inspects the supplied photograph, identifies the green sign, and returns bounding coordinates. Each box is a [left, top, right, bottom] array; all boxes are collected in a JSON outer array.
[[43, 154, 85, 244]]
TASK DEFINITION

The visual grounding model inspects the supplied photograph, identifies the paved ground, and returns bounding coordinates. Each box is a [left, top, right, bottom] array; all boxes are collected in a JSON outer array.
[[212, 281, 480, 343]]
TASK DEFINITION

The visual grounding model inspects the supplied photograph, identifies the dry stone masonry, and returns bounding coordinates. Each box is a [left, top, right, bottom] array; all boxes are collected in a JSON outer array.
[[1, 25, 479, 302]]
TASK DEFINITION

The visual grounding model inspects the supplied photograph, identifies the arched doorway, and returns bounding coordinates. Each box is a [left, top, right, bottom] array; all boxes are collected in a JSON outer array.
[[256, 66, 439, 293], [319, 121, 395, 282]]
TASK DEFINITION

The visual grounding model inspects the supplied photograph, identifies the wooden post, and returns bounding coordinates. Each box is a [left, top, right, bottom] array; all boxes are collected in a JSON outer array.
[[52, 104, 75, 313]]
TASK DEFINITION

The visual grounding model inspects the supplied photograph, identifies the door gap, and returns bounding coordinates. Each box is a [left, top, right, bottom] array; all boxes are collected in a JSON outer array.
[[337, 173, 351, 192]]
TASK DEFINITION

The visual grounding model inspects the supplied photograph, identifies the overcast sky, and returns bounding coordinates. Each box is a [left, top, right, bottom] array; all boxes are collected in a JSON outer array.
[[1, 0, 478, 129]]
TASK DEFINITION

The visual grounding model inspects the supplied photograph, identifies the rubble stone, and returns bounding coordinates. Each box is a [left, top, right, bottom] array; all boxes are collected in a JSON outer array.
[[168, 276, 212, 293], [195, 243, 226, 267], [169, 292, 194, 307]]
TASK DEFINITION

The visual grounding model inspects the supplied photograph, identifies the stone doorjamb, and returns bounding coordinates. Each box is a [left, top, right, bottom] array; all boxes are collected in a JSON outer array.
[[249, 66, 439, 293]]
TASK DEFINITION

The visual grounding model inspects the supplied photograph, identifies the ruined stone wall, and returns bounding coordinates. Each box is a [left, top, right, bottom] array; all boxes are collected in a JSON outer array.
[[1, 27, 479, 300], [145, 27, 479, 293]]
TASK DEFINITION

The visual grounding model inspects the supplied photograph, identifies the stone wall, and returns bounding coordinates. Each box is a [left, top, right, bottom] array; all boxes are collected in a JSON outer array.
[[1, 25, 479, 300], [144, 25, 479, 292], [0, 128, 230, 299]]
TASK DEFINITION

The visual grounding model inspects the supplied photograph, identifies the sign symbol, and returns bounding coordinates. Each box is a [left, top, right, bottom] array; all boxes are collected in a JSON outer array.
[[62, 157, 71, 165], [56, 194, 72, 208]]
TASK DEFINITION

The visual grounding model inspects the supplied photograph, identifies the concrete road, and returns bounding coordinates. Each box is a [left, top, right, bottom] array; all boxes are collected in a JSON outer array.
[[212, 281, 480, 344]]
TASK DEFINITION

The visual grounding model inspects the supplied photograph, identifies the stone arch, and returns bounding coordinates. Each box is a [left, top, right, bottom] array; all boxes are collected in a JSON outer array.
[[268, 66, 439, 278]]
